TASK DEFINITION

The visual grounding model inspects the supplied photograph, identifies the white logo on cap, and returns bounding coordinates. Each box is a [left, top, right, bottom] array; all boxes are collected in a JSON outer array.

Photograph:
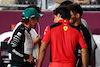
[[23, 12, 25, 14], [40, 14, 43, 17], [31, 15, 35, 18]]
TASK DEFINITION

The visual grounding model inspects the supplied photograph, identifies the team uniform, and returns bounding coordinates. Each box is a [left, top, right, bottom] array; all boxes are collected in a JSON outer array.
[[81, 18, 96, 52], [76, 24, 92, 67], [42, 19, 87, 67], [76, 18, 95, 67], [9, 22, 39, 62], [7, 24, 35, 67]]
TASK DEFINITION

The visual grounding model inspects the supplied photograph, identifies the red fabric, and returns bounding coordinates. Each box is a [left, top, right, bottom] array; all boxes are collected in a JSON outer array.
[[50, 62, 76, 67], [79, 29, 88, 48], [42, 19, 87, 66], [42, 26, 51, 43], [33, 42, 35, 47], [1, 50, 5, 51]]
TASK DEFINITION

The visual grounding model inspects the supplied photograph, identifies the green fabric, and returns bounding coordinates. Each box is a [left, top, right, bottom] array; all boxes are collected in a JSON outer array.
[[10, 65, 19, 67], [22, 8, 43, 19]]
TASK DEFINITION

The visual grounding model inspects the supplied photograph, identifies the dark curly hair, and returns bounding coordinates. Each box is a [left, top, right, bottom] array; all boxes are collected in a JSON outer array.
[[53, 6, 71, 20]]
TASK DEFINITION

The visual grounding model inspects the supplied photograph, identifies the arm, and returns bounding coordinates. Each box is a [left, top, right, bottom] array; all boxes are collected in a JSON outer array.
[[78, 0, 90, 4], [30, 29, 41, 46], [33, 34, 41, 46], [79, 29, 89, 67], [81, 48, 89, 67], [81, 18, 96, 56], [7, 27, 33, 62], [55, 0, 64, 4], [37, 26, 51, 67], [72, 0, 90, 4], [7, 32, 29, 59], [37, 42, 48, 67]]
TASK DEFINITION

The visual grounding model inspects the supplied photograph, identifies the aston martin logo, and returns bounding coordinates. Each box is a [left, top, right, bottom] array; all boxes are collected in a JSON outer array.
[[63, 26, 68, 31]]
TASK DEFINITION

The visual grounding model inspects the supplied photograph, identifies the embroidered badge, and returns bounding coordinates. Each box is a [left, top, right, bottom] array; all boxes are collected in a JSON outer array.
[[63, 26, 68, 31]]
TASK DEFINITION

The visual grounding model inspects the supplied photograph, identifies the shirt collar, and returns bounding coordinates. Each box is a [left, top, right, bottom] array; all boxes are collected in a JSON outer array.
[[22, 24, 31, 34], [58, 19, 70, 24]]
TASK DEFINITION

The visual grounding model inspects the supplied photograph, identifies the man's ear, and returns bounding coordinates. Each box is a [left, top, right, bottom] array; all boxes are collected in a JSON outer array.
[[57, 13, 61, 18], [76, 13, 80, 18], [29, 18, 32, 21]]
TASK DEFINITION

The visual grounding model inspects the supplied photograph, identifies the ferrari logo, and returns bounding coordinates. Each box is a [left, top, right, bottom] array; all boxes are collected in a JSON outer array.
[[63, 26, 68, 31]]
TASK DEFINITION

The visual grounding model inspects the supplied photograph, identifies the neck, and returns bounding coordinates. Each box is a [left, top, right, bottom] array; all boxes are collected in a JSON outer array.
[[56, 18, 63, 23], [22, 23, 31, 29], [73, 18, 82, 26]]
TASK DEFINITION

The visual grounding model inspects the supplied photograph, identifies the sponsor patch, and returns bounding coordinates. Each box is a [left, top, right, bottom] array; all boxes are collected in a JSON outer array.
[[63, 26, 68, 31]]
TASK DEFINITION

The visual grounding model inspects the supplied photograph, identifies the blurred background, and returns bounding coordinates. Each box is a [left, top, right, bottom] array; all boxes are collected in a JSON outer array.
[[0, 0, 99, 11]]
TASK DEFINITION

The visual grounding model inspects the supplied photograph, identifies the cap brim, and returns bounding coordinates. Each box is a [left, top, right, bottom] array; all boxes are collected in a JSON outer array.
[[39, 14, 44, 17]]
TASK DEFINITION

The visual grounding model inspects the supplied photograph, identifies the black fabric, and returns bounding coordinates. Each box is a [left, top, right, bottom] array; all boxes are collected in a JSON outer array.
[[76, 24, 92, 66], [50, 44, 52, 62], [76, 58, 82, 67], [50, 23, 80, 32], [7, 24, 30, 66], [11, 62, 35, 67], [21, 62, 35, 67], [97, 0, 100, 4], [50, 23, 62, 30], [77, 24, 92, 58], [69, 24, 80, 32]]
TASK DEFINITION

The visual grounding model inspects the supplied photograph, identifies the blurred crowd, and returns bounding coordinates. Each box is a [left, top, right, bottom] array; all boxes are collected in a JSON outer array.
[[0, 0, 100, 10]]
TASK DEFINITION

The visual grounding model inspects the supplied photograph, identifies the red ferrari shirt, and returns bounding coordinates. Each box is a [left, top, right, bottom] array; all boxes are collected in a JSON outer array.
[[42, 19, 87, 65]]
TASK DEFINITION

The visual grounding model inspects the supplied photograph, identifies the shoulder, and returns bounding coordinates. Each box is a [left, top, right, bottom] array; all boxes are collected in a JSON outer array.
[[14, 24, 25, 35], [69, 24, 80, 32], [81, 18, 88, 27], [79, 24, 89, 32], [81, 18, 87, 24], [17, 24, 25, 30], [50, 23, 62, 30]]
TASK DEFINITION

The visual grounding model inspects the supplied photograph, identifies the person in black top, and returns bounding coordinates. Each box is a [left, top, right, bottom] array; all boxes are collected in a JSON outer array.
[[7, 8, 43, 67], [67, 4, 92, 67]]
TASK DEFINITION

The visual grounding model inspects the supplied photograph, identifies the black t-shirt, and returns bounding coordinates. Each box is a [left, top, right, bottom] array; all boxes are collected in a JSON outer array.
[[76, 24, 92, 61]]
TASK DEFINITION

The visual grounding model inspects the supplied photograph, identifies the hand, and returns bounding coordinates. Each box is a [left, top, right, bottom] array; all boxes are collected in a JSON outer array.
[[34, 35, 41, 45], [27, 54, 34, 64]]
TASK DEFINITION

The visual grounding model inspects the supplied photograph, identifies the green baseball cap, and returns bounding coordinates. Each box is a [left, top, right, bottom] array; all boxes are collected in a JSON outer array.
[[22, 8, 44, 19]]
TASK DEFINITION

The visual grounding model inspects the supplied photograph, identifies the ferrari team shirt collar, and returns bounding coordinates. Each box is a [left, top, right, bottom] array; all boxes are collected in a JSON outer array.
[[58, 19, 70, 24]]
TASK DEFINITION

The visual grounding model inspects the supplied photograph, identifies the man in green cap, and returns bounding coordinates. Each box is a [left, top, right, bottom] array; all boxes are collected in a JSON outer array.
[[7, 8, 43, 67]]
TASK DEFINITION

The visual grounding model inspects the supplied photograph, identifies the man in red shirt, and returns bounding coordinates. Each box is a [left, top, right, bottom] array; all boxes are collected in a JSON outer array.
[[37, 7, 89, 67]]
